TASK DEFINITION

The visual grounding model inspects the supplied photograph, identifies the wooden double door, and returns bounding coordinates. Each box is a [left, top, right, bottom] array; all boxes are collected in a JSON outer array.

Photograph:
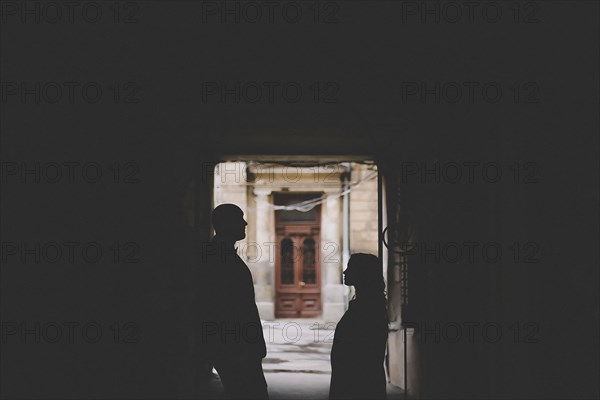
[[274, 193, 322, 318]]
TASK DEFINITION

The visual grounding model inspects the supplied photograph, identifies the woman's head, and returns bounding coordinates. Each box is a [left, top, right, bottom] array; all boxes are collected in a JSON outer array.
[[343, 253, 385, 293]]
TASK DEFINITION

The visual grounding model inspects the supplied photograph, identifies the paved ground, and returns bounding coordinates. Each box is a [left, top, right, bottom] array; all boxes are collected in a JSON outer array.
[[204, 319, 405, 399]]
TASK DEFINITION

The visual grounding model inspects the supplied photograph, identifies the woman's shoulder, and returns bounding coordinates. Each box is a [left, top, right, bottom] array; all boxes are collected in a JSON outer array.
[[353, 297, 386, 310]]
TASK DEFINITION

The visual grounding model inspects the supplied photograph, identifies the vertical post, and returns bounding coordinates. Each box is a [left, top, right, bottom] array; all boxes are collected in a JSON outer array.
[[404, 306, 408, 399], [380, 161, 409, 398], [342, 163, 351, 309], [377, 165, 383, 272], [254, 188, 275, 320]]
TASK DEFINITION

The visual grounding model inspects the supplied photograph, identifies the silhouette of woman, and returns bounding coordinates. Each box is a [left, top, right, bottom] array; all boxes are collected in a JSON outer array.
[[329, 253, 389, 400]]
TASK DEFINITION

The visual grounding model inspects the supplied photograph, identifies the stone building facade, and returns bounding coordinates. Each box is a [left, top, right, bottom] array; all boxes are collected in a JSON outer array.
[[213, 161, 379, 321]]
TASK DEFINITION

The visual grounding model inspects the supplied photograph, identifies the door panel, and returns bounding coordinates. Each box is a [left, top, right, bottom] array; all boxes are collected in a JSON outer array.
[[302, 238, 317, 285], [280, 238, 295, 285]]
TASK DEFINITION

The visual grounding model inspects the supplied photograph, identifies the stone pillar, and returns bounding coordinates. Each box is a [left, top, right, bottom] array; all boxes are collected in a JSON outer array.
[[321, 191, 345, 322], [253, 188, 274, 320]]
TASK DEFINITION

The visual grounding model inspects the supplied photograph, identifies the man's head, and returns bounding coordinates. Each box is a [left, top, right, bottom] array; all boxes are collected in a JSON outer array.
[[211, 204, 247, 241]]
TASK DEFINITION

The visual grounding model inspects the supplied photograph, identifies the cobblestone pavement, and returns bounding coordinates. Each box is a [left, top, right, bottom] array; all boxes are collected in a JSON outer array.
[[204, 319, 405, 399], [262, 319, 334, 375]]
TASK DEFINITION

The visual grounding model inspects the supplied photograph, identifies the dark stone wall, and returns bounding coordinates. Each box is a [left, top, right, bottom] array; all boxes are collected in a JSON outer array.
[[1, 1, 598, 398]]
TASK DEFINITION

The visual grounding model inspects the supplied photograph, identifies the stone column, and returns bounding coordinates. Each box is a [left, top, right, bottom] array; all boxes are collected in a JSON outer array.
[[321, 190, 344, 322], [253, 188, 274, 320]]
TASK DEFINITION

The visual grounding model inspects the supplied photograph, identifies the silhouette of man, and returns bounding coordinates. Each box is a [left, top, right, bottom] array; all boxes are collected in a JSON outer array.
[[200, 204, 269, 400]]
